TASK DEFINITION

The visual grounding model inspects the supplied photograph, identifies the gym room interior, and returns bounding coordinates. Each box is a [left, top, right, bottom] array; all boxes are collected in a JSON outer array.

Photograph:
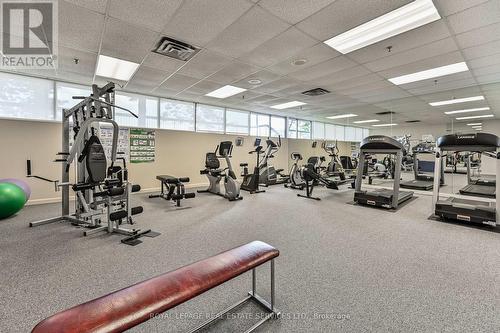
[[0, 0, 499, 332]]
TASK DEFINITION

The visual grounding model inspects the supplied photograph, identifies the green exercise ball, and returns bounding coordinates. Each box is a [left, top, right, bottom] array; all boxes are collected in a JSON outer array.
[[0, 182, 26, 219]]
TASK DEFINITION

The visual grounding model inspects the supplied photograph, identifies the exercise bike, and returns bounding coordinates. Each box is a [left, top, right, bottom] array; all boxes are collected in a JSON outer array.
[[259, 136, 289, 186], [240, 142, 265, 194], [199, 141, 242, 201]]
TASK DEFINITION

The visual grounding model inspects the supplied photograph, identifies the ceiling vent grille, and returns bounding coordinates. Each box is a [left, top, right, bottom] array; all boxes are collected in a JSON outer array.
[[405, 120, 421, 123], [375, 111, 396, 115], [153, 37, 199, 61], [302, 88, 330, 96]]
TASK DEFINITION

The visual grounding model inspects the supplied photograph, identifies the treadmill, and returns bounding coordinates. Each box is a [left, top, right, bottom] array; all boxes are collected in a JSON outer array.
[[401, 142, 444, 191], [354, 135, 414, 209], [432, 133, 500, 226], [459, 152, 496, 198]]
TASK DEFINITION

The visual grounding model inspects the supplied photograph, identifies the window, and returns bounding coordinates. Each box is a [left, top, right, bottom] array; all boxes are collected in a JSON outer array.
[[335, 125, 345, 141], [196, 104, 224, 132], [270, 116, 285, 138], [345, 126, 356, 141], [297, 120, 311, 139], [312, 122, 325, 140], [363, 128, 370, 139], [355, 127, 364, 142], [160, 99, 195, 131], [325, 124, 335, 140], [287, 118, 297, 139], [115, 92, 158, 128], [226, 109, 249, 135], [56, 82, 91, 120], [250, 113, 270, 137], [0, 72, 54, 120]]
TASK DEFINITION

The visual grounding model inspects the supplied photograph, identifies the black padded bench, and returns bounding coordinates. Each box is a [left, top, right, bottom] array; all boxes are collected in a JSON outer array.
[[31, 241, 280, 333], [149, 175, 195, 207]]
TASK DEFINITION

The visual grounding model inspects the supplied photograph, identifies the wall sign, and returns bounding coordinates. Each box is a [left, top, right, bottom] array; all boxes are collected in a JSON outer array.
[[130, 128, 155, 163]]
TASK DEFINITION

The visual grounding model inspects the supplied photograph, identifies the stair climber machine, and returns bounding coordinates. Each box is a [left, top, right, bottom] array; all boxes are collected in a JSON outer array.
[[259, 136, 290, 186], [240, 138, 265, 194], [354, 135, 414, 209], [26, 83, 158, 245], [199, 141, 243, 201]]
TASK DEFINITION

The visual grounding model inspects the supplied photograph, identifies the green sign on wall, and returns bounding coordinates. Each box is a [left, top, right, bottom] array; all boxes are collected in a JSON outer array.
[[130, 128, 155, 163]]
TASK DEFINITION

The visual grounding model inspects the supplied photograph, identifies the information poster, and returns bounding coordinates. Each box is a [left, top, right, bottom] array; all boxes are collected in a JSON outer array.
[[100, 126, 130, 162], [130, 128, 155, 163]]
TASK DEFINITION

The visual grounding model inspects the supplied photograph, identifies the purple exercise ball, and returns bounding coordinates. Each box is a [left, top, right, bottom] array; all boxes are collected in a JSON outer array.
[[0, 178, 31, 202]]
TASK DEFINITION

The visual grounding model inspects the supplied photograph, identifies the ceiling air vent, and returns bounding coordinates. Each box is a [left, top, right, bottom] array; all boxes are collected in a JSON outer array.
[[405, 120, 421, 123], [153, 37, 199, 61], [375, 111, 396, 115], [302, 88, 330, 96]]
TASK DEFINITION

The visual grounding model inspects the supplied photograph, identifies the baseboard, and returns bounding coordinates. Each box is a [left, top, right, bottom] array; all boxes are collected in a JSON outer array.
[[25, 183, 208, 206]]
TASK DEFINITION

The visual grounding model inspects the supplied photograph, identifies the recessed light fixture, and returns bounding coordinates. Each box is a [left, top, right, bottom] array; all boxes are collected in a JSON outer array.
[[444, 107, 490, 115], [323, 0, 441, 54], [248, 79, 262, 85], [205, 85, 247, 98], [353, 119, 380, 124], [326, 113, 358, 120], [455, 114, 494, 120], [429, 95, 485, 106], [466, 123, 482, 126], [292, 59, 307, 66], [372, 123, 398, 127], [95, 55, 140, 81], [388, 62, 469, 85], [271, 101, 307, 109], [471, 126, 482, 129]]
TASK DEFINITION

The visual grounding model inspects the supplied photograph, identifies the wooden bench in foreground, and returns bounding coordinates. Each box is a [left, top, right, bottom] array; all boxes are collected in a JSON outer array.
[[31, 241, 280, 333]]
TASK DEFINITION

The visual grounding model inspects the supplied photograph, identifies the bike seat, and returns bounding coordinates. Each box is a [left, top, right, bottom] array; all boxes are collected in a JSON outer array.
[[276, 168, 284, 173], [240, 163, 248, 167]]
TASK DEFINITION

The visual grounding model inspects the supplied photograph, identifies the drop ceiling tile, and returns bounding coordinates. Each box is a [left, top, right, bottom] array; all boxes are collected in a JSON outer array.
[[184, 80, 223, 95], [101, 18, 159, 62], [326, 74, 384, 92], [142, 52, 185, 73], [206, 6, 289, 58], [348, 20, 452, 64], [58, 1, 104, 52], [335, 80, 393, 96], [267, 43, 340, 75], [435, 0, 490, 16], [468, 53, 500, 70], [238, 27, 318, 67], [225, 90, 263, 103], [473, 63, 500, 77], [207, 61, 260, 84], [258, 0, 336, 25], [57, 46, 97, 75], [232, 70, 282, 89], [296, 0, 412, 41], [363, 38, 458, 72], [108, 0, 183, 32], [251, 77, 300, 94], [126, 66, 169, 91], [162, 0, 252, 46], [418, 86, 483, 102], [157, 74, 200, 93], [313, 66, 372, 87], [55, 71, 94, 85], [177, 50, 233, 79], [377, 51, 465, 79], [407, 77, 477, 95], [455, 22, 500, 49], [446, 1, 500, 34], [246, 94, 281, 104], [397, 71, 474, 90], [63, 0, 107, 13], [288, 56, 357, 81], [462, 40, 500, 60], [475, 73, 500, 85]]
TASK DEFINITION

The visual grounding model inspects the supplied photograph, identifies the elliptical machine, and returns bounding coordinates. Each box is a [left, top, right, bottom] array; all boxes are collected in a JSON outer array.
[[259, 136, 289, 186], [285, 152, 305, 190], [199, 141, 242, 201], [323, 141, 347, 181], [240, 140, 265, 194]]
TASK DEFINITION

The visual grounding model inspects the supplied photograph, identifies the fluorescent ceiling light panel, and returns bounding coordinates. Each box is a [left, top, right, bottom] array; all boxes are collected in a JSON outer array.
[[372, 123, 397, 127], [326, 114, 358, 120], [471, 126, 482, 129], [429, 95, 485, 106], [271, 101, 307, 109], [444, 107, 490, 115], [388, 62, 469, 85], [466, 123, 482, 126], [455, 114, 494, 120], [95, 55, 140, 81], [205, 85, 247, 98], [353, 119, 380, 124], [324, 0, 441, 54]]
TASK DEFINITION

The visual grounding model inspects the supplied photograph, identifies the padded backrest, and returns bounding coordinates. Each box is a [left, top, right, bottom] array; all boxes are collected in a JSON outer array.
[[205, 152, 220, 169], [81, 135, 107, 184], [340, 156, 354, 169]]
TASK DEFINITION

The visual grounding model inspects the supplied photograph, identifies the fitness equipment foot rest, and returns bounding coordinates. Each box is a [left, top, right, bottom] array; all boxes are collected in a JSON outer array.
[[149, 175, 196, 208], [31, 241, 280, 333], [120, 229, 160, 246]]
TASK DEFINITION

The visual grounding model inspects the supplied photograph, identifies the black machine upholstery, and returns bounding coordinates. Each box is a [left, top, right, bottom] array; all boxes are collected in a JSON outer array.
[[204, 152, 220, 170], [79, 135, 107, 184]]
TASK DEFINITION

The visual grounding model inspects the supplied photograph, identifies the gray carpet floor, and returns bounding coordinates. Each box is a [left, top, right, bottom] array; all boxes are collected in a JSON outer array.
[[1, 183, 500, 332]]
